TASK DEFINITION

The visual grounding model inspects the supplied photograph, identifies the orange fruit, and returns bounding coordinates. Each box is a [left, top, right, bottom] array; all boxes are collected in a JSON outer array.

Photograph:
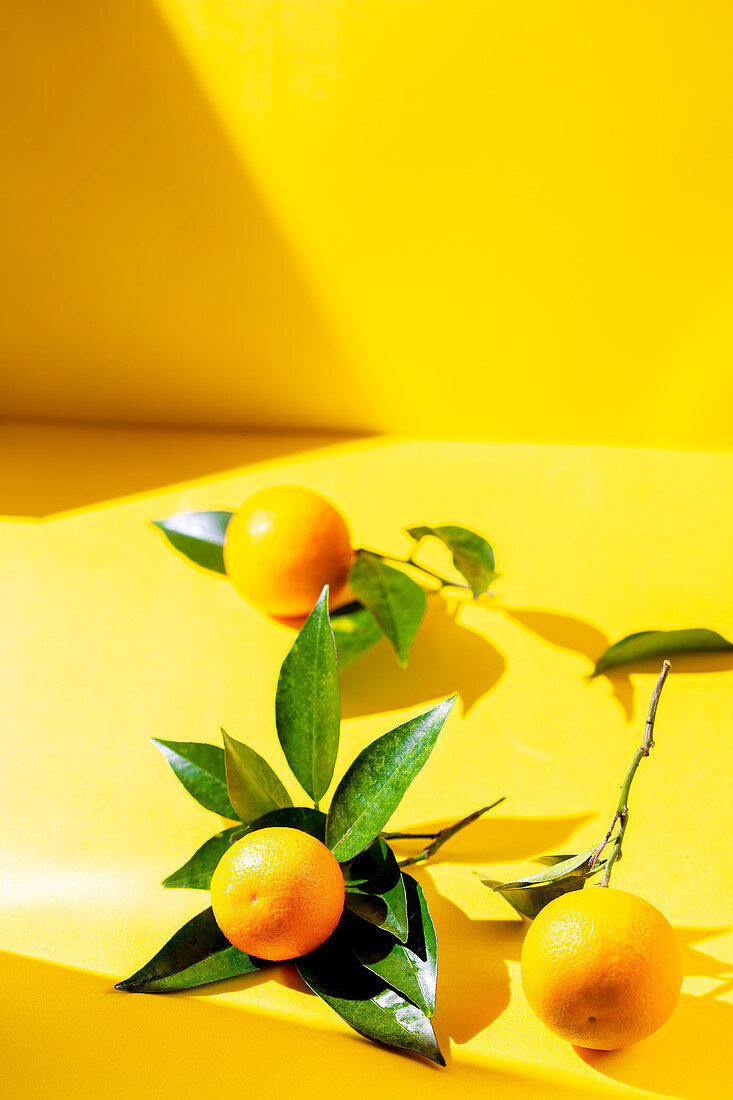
[[210, 826, 345, 961], [223, 485, 355, 618], [520, 887, 682, 1050]]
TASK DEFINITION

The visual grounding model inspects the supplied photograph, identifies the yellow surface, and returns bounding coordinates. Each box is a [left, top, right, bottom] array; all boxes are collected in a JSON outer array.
[[3, 2, 733, 447], [1, 426, 731, 1098]]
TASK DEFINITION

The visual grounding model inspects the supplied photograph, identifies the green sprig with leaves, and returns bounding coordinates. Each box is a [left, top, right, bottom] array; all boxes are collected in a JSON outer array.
[[117, 587, 505, 1064], [152, 498, 733, 676]]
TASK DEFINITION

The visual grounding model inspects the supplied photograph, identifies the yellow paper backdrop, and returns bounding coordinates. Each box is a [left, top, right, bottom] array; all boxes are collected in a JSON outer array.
[[3, 2, 733, 447], [1, 433, 731, 1098]]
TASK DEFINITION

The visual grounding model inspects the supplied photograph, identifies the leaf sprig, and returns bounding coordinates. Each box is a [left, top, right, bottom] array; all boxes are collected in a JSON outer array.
[[119, 586, 509, 1064], [152, 506, 732, 676], [153, 510, 498, 669]]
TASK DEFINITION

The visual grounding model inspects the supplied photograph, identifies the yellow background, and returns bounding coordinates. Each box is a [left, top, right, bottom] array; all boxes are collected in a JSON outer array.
[[2, 1, 732, 1096], [3, 1, 733, 446], [1, 431, 731, 1097]]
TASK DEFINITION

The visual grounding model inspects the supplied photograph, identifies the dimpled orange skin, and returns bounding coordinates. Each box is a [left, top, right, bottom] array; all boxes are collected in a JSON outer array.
[[210, 827, 345, 961], [223, 486, 355, 619], [520, 887, 682, 1051]]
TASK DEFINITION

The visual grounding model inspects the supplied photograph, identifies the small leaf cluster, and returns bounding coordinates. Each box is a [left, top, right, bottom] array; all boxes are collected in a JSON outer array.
[[117, 588, 457, 1065], [478, 848, 608, 920], [152, 508, 733, 676], [153, 511, 498, 669]]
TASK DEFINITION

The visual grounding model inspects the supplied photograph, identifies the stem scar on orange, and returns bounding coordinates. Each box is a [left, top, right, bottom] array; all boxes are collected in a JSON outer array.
[[223, 486, 355, 619], [210, 827, 346, 961], [520, 887, 682, 1050]]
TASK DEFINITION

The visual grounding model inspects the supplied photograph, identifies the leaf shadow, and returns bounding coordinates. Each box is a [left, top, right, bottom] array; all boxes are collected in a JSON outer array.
[[179, 960, 314, 1000], [388, 812, 596, 867], [339, 598, 507, 720], [495, 604, 636, 721]]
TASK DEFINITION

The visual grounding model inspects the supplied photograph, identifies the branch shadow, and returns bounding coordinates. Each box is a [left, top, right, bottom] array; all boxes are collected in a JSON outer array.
[[339, 599, 507, 720], [388, 812, 596, 866]]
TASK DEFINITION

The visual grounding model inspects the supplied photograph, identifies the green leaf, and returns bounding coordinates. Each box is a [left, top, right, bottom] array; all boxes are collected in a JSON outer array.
[[478, 847, 606, 920], [244, 806, 327, 842], [115, 908, 271, 993], [152, 511, 232, 575], [349, 550, 426, 667], [162, 825, 245, 890], [326, 696, 455, 862], [275, 588, 340, 804], [342, 838, 408, 942], [593, 627, 733, 675], [221, 729, 293, 822], [151, 739, 238, 819], [296, 931, 444, 1065], [346, 874, 438, 1018], [331, 605, 384, 670], [407, 524, 498, 596]]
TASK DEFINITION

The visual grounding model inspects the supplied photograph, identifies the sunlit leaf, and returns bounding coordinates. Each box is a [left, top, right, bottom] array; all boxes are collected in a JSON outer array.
[[162, 826, 244, 890], [347, 874, 437, 1017], [275, 588, 340, 803], [349, 551, 426, 667], [593, 628, 733, 675], [478, 847, 606, 920], [115, 908, 271, 993], [326, 697, 456, 862], [297, 931, 444, 1064], [151, 511, 232, 575], [330, 605, 383, 670], [407, 524, 498, 596], [221, 729, 292, 822], [343, 837, 408, 942], [151, 739, 237, 819], [245, 806, 327, 842]]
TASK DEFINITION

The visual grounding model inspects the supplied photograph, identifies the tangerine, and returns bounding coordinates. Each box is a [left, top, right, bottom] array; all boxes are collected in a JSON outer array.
[[520, 887, 682, 1050], [210, 826, 345, 961], [223, 486, 354, 619]]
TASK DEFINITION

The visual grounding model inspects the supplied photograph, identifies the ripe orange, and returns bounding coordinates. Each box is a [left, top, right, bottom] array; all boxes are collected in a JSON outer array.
[[520, 887, 682, 1050], [210, 826, 345, 961], [223, 485, 354, 619]]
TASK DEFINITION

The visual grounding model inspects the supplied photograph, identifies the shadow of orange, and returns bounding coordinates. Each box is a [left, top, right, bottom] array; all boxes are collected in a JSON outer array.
[[576, 990, 733, 1099], [411, 869, 525, 1048], [340, 599, 507, 720]]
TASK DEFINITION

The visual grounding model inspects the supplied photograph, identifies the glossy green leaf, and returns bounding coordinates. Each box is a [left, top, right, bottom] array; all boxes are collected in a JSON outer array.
[[326, 696, 456, 862], [347, 874, 437, 1017], [115, 908, 271, 993], [297, 932, 444, 1065], [478, 847, 606, 920], [162, 825, 244, 890], [151, 739, 238, 819], [343, 837, 408, 942], [245, 806, 327, 842], [349, 550, 426, 667], [407, 524, 498, 596], [275, 588, 340, 803], [151, 511, 232, 575], [330, 605, 383, 670], [593, 628, 733, 675], [221, 729, 293, 822]]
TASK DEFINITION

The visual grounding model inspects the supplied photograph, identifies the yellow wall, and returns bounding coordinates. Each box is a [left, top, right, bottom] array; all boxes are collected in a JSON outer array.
[[3, 2, 733, 447]]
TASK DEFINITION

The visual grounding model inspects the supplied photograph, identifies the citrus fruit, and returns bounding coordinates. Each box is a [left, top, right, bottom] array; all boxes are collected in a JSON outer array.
[[210, 826, 345, 961], [223, 485, 355, 618], [520, 887, 682, 1050]]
